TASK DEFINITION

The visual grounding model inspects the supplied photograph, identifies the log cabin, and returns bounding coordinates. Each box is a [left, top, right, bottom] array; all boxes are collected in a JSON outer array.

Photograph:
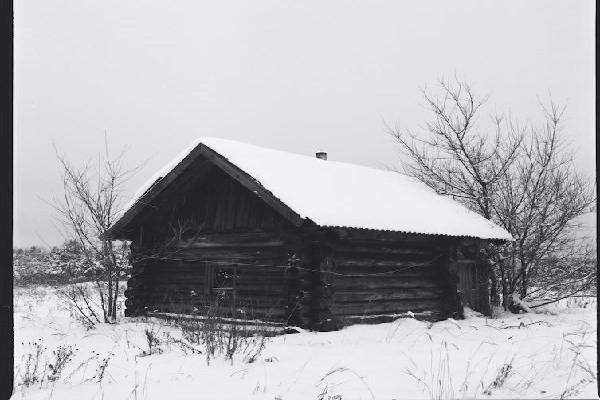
[[106, 138, 513, 331]]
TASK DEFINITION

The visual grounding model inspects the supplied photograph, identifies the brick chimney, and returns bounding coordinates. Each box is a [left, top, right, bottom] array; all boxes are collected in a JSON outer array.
[[315, 152, 327, 161]]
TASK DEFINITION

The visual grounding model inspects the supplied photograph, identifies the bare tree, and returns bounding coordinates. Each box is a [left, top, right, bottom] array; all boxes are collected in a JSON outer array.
[[491, 102, 596, 305], [525, 236, 596, 308], [389, 76, 595, 311], [53, 138, 137, 322]]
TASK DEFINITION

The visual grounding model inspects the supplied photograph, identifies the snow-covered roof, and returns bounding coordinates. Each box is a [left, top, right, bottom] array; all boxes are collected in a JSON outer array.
[[111, 137, 513, 241]]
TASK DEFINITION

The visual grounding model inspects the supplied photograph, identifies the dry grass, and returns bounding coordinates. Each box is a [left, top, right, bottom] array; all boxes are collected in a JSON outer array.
[[167, 303, 272, 365], [16, 339, 78, 388]]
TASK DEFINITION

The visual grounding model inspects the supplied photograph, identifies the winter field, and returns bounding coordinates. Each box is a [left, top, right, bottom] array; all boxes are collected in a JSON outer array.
[[12, 284, 598, 400]]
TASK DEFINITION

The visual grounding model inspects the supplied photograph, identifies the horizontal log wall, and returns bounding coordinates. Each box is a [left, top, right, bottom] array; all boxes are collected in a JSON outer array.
[[328, 237, 451, 325], [125, 230, 473, 328], [125, 232, 296, 323]]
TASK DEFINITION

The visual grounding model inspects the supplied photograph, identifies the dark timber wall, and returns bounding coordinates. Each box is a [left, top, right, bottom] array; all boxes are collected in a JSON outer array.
[[330, 237, 448, 324], [125, 233, 293, 322], [294, 231, 466, 330]]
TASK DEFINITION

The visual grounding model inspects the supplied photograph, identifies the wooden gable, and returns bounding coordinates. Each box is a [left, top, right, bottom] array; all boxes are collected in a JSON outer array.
[[107, 145, 305, 241]]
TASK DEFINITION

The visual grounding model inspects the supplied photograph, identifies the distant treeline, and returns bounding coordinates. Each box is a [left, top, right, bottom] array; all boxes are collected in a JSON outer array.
[[13, 240, 130, 286]]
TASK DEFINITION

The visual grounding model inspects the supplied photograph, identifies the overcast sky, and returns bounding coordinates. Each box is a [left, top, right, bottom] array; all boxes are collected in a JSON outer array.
[[14, 0, 595, 247]]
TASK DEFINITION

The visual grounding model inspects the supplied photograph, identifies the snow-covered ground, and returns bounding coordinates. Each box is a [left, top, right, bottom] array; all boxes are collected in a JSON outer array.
[[12, 284, 598, 399]]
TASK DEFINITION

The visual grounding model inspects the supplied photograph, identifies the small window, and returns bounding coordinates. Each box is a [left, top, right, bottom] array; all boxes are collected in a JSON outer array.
[[205, 264, 237, 307]]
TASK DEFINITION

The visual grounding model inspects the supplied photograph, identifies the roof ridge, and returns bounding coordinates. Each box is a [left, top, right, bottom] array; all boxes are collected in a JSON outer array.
[[107, 137, 513, 241]]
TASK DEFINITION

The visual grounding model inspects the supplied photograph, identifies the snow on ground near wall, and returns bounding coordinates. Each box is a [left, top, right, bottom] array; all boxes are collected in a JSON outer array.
[[12, 284, 598, 400]]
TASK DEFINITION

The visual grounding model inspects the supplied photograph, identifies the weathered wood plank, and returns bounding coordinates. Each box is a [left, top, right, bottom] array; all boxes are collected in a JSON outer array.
[[173, 232, 285, 248], [333, 288, 445, 302], [331, 299, 443, 315], [333, 279, 445, 290], [154, 248, 287, 261], [332, 264, 440, 275], [333, 228, 455, 245], [333, 244, 434, 257], [334, 257, 439, 268], [336, 311, 443, 324]]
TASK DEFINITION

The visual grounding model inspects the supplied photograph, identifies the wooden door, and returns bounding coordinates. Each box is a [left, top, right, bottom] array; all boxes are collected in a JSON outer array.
[[456, 261, 481, 311]]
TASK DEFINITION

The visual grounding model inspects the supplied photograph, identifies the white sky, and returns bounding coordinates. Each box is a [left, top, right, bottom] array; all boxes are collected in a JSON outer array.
[[13, 0, 596, 247]]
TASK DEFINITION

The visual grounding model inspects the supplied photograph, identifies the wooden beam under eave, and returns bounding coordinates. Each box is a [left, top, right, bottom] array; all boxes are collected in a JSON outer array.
[[199, 146, 306, 228]]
